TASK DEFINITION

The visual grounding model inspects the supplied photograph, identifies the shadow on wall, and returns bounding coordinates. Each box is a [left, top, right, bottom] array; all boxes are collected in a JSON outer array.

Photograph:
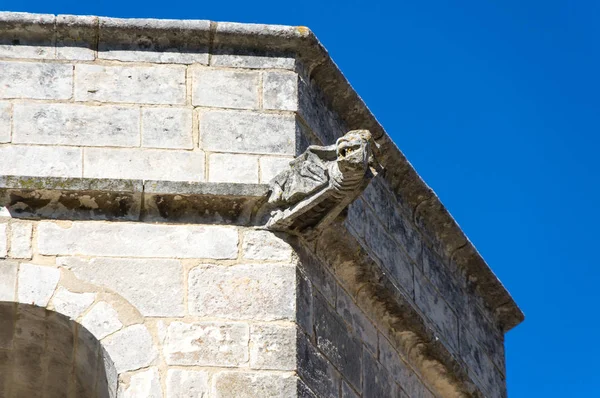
[[0, 302, 117, 398]]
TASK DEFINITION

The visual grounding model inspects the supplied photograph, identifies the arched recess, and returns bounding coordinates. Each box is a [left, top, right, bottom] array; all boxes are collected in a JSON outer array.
[[0, 302, 117, 398]]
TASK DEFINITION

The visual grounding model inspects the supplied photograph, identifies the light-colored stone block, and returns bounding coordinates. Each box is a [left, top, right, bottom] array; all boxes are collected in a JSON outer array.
[[59, 257, 184, 317], [0, 61, 73, 100], [142, 107, 193, 149], [0, 145, 82, 178], [74, 64, 186, 105], [166, 369, 209, 398], [208, 153, 258, 183], [211, 53, 296, 70], [0, 13, 56, 60], [84, 148, 205, 181], [42, 222, 237, 259], [0, 102, 10, 143], [163, 321, 249, 366], [17, 263, 60, 307], [0, 260, 18, 300], [81, 301, 123, 340], [211, 371, 297, 398], [200, 109, 296, 155], [9, 222, 33, 259], [102, 324, 157, 373], [0, 223, 6, 257], [242, 230, 293, 262], [50, 286, 95, 320], [56, 15, 97, 61], [259, 156, 292, 183], [250, 323, 296, 370], [192, 68, 259, 109], [13, 103, 140, 147], [118, 367, 163, 398], [263, 72, 298, 111], [188, 263, 295, 320]]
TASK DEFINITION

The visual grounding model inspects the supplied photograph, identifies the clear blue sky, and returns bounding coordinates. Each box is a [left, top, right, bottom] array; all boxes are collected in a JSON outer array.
[[4, 0, 598, 396]]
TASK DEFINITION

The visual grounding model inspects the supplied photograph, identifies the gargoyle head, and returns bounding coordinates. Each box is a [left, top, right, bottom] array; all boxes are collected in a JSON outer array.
[[336, 129, 373, 174]]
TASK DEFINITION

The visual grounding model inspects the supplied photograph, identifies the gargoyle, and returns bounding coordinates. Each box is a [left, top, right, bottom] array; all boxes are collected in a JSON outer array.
[[263, 129, 379, 238]]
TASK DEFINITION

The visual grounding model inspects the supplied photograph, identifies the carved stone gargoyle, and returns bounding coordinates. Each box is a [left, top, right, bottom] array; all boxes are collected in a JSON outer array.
[[261, 129, 379, 239]]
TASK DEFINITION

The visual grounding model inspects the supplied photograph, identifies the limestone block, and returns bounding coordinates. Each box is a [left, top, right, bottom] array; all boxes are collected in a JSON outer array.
[[263, 71, 298, 111], [17, 263, 60, 306], [212, 371, 297, 398], [192, 68, 259, 109], [250, 323, 296, 370], [0, 145, 82, 178], [81, 301, 123, 340], [389, 208, 422, 264], [84, 148, 205, 181], [342, 382, 360, 398], [59, 257, 184, 317], [9, 222, 33, 259], [50, 286, 95, 319], [200, 109, 296, 155], [102, 324, 157, 373], [336, 288, 378, 355], [297, 332, 340, 398], [0, 61, 72, 100], [422, 244, 466, 315], [460, 326, 505, 398], [208, 153, 259, 183], [56, 15, 97, 61], [163, 321, 249, 366], [211, 53, 296, 70], [378, 336, 428, 398], [42, 222, 238, 259], [362, 351, 397, 398], [242, 230, 293, 262], [13, 103, 140, 147], [0, 260, 17, 300], [118, 367, 162, 398], [166, 369, 209, 398], [0, 102, 10, 143], [0, 222, 6, 257], [463, 299, 506, 375], [0, 12, 56, 60], [259, 156, 293, 183], [188, 263, 295, 320], [142, 107, 193, 149], [74, 64, 186, 105]]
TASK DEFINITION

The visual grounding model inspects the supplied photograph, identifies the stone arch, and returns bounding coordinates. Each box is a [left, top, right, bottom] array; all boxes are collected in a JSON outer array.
[[0, 302, 117, 398]]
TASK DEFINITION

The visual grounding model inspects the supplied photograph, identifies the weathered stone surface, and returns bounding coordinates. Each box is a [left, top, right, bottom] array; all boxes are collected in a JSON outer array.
[[297, 332, 340, 398], [17, 263, 60, 306], [41, 222, 238, 259], [460, 326, 506, 398], [84, 148, 205, 181], [56, 15, 97, 61], [422, 244, 466, 315], [188, 263, 295, 320], [298, 77, 346, 145], [389, 206, 422, 264], [192, 68, 259, 109], [363, 351, 396, 398], [463, 298, 506, 375], [0, 61, 72, 100], [0, 145, 82, 178], [0, 260, 17, 300], [296, 244, 337, 307], [142, 107, 193, 149], [378, 336, 429, 398], [414, 269, 459, 352], [13, 103, 140, 147], [296, 267, 313, 337], [9, 222, 32, 259], [102, 324, 157, 373], [74, 64, 186, 104], [81, 301, 123, 340], [59, 257, 184, 317], [314, 294, 362, 391], [263, 71, 298, 111], [208, 153, 259, 183], [212, 371, 297, 398], [211, 53, 296, 70], [242, 230, 293, 262], [0, 223, 6, 257], [336, 287, 378, 355], [166, 369, 209, 398], [0, 12, 56, 60], [342, 382, 360, 398], [163, 321, 249, 366], [250, 323, 296, 370], [119, 367, 163, 398], [200, 109, 295, 155], [0, 102, 10, 143], [259, 156, 293, 183], [50, 286, 95, 319]]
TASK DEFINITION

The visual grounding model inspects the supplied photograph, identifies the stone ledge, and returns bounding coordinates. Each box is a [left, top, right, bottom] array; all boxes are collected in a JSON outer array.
[[0, 11, 523, 330], [0, 175, 267, 224]]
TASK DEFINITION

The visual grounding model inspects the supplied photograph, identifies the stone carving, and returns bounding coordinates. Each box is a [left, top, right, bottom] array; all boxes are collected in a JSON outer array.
[[263, 130, 379, 238]]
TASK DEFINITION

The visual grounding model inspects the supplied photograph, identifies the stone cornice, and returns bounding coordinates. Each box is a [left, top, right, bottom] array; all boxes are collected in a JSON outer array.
[[0, 11, 523, 331]]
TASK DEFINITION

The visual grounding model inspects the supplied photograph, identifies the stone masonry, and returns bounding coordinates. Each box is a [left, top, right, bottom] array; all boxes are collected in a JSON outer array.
[[0, 12, 523, 398]]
